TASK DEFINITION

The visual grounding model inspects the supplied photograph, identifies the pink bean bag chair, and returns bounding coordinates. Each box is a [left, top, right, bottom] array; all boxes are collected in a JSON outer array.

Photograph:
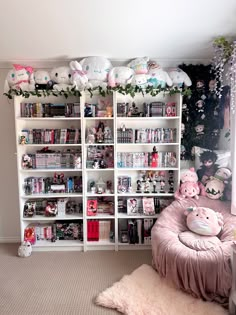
[[151, 196, 236, 305]]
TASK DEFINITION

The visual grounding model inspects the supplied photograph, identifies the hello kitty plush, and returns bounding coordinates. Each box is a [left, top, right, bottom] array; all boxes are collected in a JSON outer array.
[[165, 67, 192, 88], [18, 241, 32, 258], [4, 64, 35, 93], [147, 61, 172, 88], [108, 67, 135, 87], [184, 207, 223, 236], [80, 56, 113, 89], [69, 60, 89, 90], [50, 66, 74, 91]]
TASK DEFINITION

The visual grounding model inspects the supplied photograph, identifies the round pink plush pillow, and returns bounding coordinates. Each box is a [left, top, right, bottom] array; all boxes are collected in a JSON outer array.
[[184, 207, 224, 236]]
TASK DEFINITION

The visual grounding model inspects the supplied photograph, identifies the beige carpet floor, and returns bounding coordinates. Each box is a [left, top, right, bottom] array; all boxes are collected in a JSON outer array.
[[0, 244, 152, 315]]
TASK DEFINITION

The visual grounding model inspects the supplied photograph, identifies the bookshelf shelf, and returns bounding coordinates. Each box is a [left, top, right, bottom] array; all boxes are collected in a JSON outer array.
[[14, 91, 181, 252]]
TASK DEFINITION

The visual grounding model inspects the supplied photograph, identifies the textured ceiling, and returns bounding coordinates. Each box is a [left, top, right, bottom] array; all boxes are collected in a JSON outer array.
[[0, 0, 235, 63]]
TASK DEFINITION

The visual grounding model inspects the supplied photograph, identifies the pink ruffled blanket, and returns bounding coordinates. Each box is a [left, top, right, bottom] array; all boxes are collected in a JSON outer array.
[[151, 196, 236, 305]]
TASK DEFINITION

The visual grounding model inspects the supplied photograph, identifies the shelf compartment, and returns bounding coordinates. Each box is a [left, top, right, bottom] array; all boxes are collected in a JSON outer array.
[[21, 193, 83, 199], [17, 117, 81, 121], [20, 168, 82, 173], [22, 214, 83, 221], [19, 144, 82, 147], [117, 167, 178, 171], [116, 143, 179, 146]]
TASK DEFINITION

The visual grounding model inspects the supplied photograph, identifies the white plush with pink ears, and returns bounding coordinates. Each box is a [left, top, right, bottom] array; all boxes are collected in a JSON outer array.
[[4, 64, 35, 93], [180, 167, 198, 183]]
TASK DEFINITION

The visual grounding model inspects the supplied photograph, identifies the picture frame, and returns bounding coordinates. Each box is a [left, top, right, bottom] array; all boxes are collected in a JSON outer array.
[[142, 197, 155, 215], [87, 199, 98, 216], [120, 230, 129, 243], [127, 198, 141, 215]]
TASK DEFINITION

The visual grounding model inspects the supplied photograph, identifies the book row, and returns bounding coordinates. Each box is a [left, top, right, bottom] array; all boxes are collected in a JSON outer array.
[[20, 102, 81, 118], [23, 175, 83, 195], [120, 219, 155, 245], [22, 150, 82, 170], [20, 128, 81, 145]]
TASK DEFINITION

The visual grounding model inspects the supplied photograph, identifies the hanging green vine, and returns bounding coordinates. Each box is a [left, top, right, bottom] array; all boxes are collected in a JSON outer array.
[[3, 84, 191, 100]]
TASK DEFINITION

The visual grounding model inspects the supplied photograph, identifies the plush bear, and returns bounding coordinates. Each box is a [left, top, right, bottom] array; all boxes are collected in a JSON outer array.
[[18, 241, 32, 258], [50, 66, 74, 91], [33, 70, 53, 90], [174, 181, 200, 200], [147, 61, 172, 88], [184, 207, 223, 236], [69, 60, 89, 90], [80, 56, 113, 89], [4, 64, 35, 92], [108, 67, 134, 87], [165, 67, 192, 88]]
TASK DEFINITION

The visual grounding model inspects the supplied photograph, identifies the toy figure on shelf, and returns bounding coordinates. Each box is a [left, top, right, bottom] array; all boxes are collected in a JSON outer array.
[[159, 179, 166, 193], [136, 179, 142, 193], [93, 160, 100, 169], [20, 135, 27, 145], [144, 178, 150, 193], [151, 146, 158, 168], [86, 127, 96, 144], [74, 156, 82, 169], [99, 160, 107, 169], [96, 177, 106, 194], [96, 122, 105, 143], [45, 201, 58, 217], [152, 180, 157, 193], [104, 126, 113, 143]]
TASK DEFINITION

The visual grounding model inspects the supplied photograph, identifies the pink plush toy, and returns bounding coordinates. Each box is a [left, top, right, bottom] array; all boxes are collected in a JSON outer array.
[[174, 181, 200, 200], [184, 207, 224, 236], [180, 167, 198, 183]]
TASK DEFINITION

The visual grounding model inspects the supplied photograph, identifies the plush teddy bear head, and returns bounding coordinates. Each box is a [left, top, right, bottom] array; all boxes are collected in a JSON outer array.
[[184, 207, 223, 236], [80, 56, 112, 84], [205, 178, 225, 200], [180, 168, 198, 183], [108, 67, 134, 87]]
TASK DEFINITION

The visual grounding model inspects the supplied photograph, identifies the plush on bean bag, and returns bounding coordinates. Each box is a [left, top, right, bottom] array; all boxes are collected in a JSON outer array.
[[151, 196, 236, 305]]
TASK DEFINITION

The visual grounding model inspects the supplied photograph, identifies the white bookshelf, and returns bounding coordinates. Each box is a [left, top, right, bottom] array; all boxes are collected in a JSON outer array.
[[14, 91, 182, 252]]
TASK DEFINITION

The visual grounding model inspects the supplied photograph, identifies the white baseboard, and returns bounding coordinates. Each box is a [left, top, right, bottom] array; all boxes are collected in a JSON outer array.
[[0, 237, 20, 243]]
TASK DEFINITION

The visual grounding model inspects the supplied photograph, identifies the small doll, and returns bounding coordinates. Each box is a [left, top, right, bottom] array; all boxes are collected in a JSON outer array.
[[197, 151, 218, 185]]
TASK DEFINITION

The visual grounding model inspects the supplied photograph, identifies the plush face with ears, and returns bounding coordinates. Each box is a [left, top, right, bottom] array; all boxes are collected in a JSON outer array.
[[184, 207, 223, 236]]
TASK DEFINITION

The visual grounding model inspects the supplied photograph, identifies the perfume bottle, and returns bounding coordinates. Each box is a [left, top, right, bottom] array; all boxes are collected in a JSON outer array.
[[151, 146, 158, 168]]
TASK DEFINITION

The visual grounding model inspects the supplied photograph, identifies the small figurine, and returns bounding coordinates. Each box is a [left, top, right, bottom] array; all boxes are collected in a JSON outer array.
[[74, 156, 82, 169], [93, 160, 100, 169], [160, 179, 166, 193], [86, 127, 96, 144], [99, 160, 106, 169], [144, 178, 150, 193], [20, 135, 27, 145], [152, 180, 157, 193], [136, 180, 142, 193], [96, 127, 104, 143], [151, 146, 158, 168]]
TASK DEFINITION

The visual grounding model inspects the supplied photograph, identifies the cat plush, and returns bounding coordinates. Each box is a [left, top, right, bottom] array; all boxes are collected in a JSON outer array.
[[69, 60, 89, 90], [108, 67, 134, 87], [184, 207, 223, 236], [50, 66, 74, 91], [80, 56, 113, 89], [4, 64, 35, 92]]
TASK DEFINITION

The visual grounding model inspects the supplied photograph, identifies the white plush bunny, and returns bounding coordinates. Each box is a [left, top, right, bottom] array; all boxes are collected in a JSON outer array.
[[4, 64, 35, 93], [69, 60, 89, 90], [50, 66, 74, 91]]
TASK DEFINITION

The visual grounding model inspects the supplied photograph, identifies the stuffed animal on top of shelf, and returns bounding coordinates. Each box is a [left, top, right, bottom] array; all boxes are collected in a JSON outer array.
[[184, 206, 223, 236], [79, 56, 113, 89], [69, 60, 89, 90], [108, 67, 135, 87], [127, 57, 151, 88], [33, 70, 53, 90], [50, 66, 74, 91], [4, 64, 35, 93], [147, 61, 172, 88], [165, 67, 192, 88]]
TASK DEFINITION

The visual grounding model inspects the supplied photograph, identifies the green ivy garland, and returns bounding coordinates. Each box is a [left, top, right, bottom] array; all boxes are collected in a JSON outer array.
[[3, 84, 191, 99]]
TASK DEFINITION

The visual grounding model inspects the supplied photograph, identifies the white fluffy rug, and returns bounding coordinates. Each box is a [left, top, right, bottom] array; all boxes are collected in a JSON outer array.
[[96, 264, 227, 315]]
